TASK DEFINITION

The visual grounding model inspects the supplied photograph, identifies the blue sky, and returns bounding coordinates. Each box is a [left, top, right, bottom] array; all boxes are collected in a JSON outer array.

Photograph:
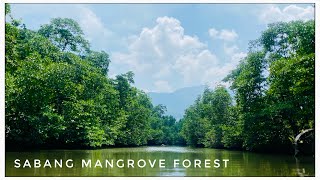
[[10, 4, 314, 92]]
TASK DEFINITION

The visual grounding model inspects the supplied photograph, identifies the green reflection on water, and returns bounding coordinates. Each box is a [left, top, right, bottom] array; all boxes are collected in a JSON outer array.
[[6, 146, 314, 177]]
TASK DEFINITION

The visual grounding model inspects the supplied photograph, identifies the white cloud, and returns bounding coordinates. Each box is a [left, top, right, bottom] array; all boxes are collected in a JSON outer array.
[[76, 6, 114, 50], [259, 5, 314, 24], [110, 16, 244, 92], [231, 52, 247, 64], [10, 4, 249, 93], [208, 28, 238, 41], [223, 43, 247, 64], [208, 28, 219, 38], [223, 44, 239, 56], [173, 49, 218, 84]]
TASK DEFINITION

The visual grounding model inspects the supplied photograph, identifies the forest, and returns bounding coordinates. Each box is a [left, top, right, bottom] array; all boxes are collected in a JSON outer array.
[[5, 4, 315, 153]]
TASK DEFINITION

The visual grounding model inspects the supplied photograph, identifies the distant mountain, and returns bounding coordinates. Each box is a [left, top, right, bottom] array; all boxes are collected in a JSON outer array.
[[148, 85, 205, 120]]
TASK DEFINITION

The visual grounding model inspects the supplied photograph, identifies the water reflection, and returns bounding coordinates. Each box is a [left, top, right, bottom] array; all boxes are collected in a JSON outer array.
[[6, 146, 314, 177]]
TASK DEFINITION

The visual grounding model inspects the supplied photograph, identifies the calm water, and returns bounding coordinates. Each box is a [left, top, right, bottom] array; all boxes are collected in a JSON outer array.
[[6, 146, 314, 177]]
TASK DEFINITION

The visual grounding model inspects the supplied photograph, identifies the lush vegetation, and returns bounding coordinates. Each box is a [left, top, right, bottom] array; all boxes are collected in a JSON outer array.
[[5, 5, 181, 149], [5, 5, 314, 153], [180, 20, 315, 153]]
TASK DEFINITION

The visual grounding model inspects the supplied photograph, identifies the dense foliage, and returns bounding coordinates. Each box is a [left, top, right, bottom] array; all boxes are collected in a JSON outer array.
[[5, 5, 314, 153], [5, 7, 181, 149], [180, 20, 315, 153]]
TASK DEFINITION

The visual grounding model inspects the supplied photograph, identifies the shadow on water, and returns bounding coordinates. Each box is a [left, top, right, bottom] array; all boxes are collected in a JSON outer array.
[[5, 146, 315, 177], [295, 156, 315, 177]]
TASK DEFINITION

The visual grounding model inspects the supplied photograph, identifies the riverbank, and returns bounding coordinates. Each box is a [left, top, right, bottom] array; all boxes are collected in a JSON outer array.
[[6, 141, 315, 156]]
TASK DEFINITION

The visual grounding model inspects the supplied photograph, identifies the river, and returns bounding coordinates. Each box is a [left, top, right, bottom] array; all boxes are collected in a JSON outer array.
[[6, 146, 314, 177]]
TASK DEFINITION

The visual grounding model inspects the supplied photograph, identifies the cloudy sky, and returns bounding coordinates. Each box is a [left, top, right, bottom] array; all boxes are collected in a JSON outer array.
[[10, 4, 314, 92]]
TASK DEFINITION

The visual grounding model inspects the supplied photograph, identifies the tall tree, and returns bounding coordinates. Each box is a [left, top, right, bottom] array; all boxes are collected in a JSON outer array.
[[224, 52, 267, 150], [221, 20, 315, 152], [181, 97, 210, 147], [261, 20, 315, 147], [203, 86, 232, 148], [38, 18, 90, 54]]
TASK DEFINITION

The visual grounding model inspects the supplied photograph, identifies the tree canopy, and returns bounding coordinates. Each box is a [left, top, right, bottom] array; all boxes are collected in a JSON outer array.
[[181, 20, 314, 153], [5, 6, 181, 149]]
